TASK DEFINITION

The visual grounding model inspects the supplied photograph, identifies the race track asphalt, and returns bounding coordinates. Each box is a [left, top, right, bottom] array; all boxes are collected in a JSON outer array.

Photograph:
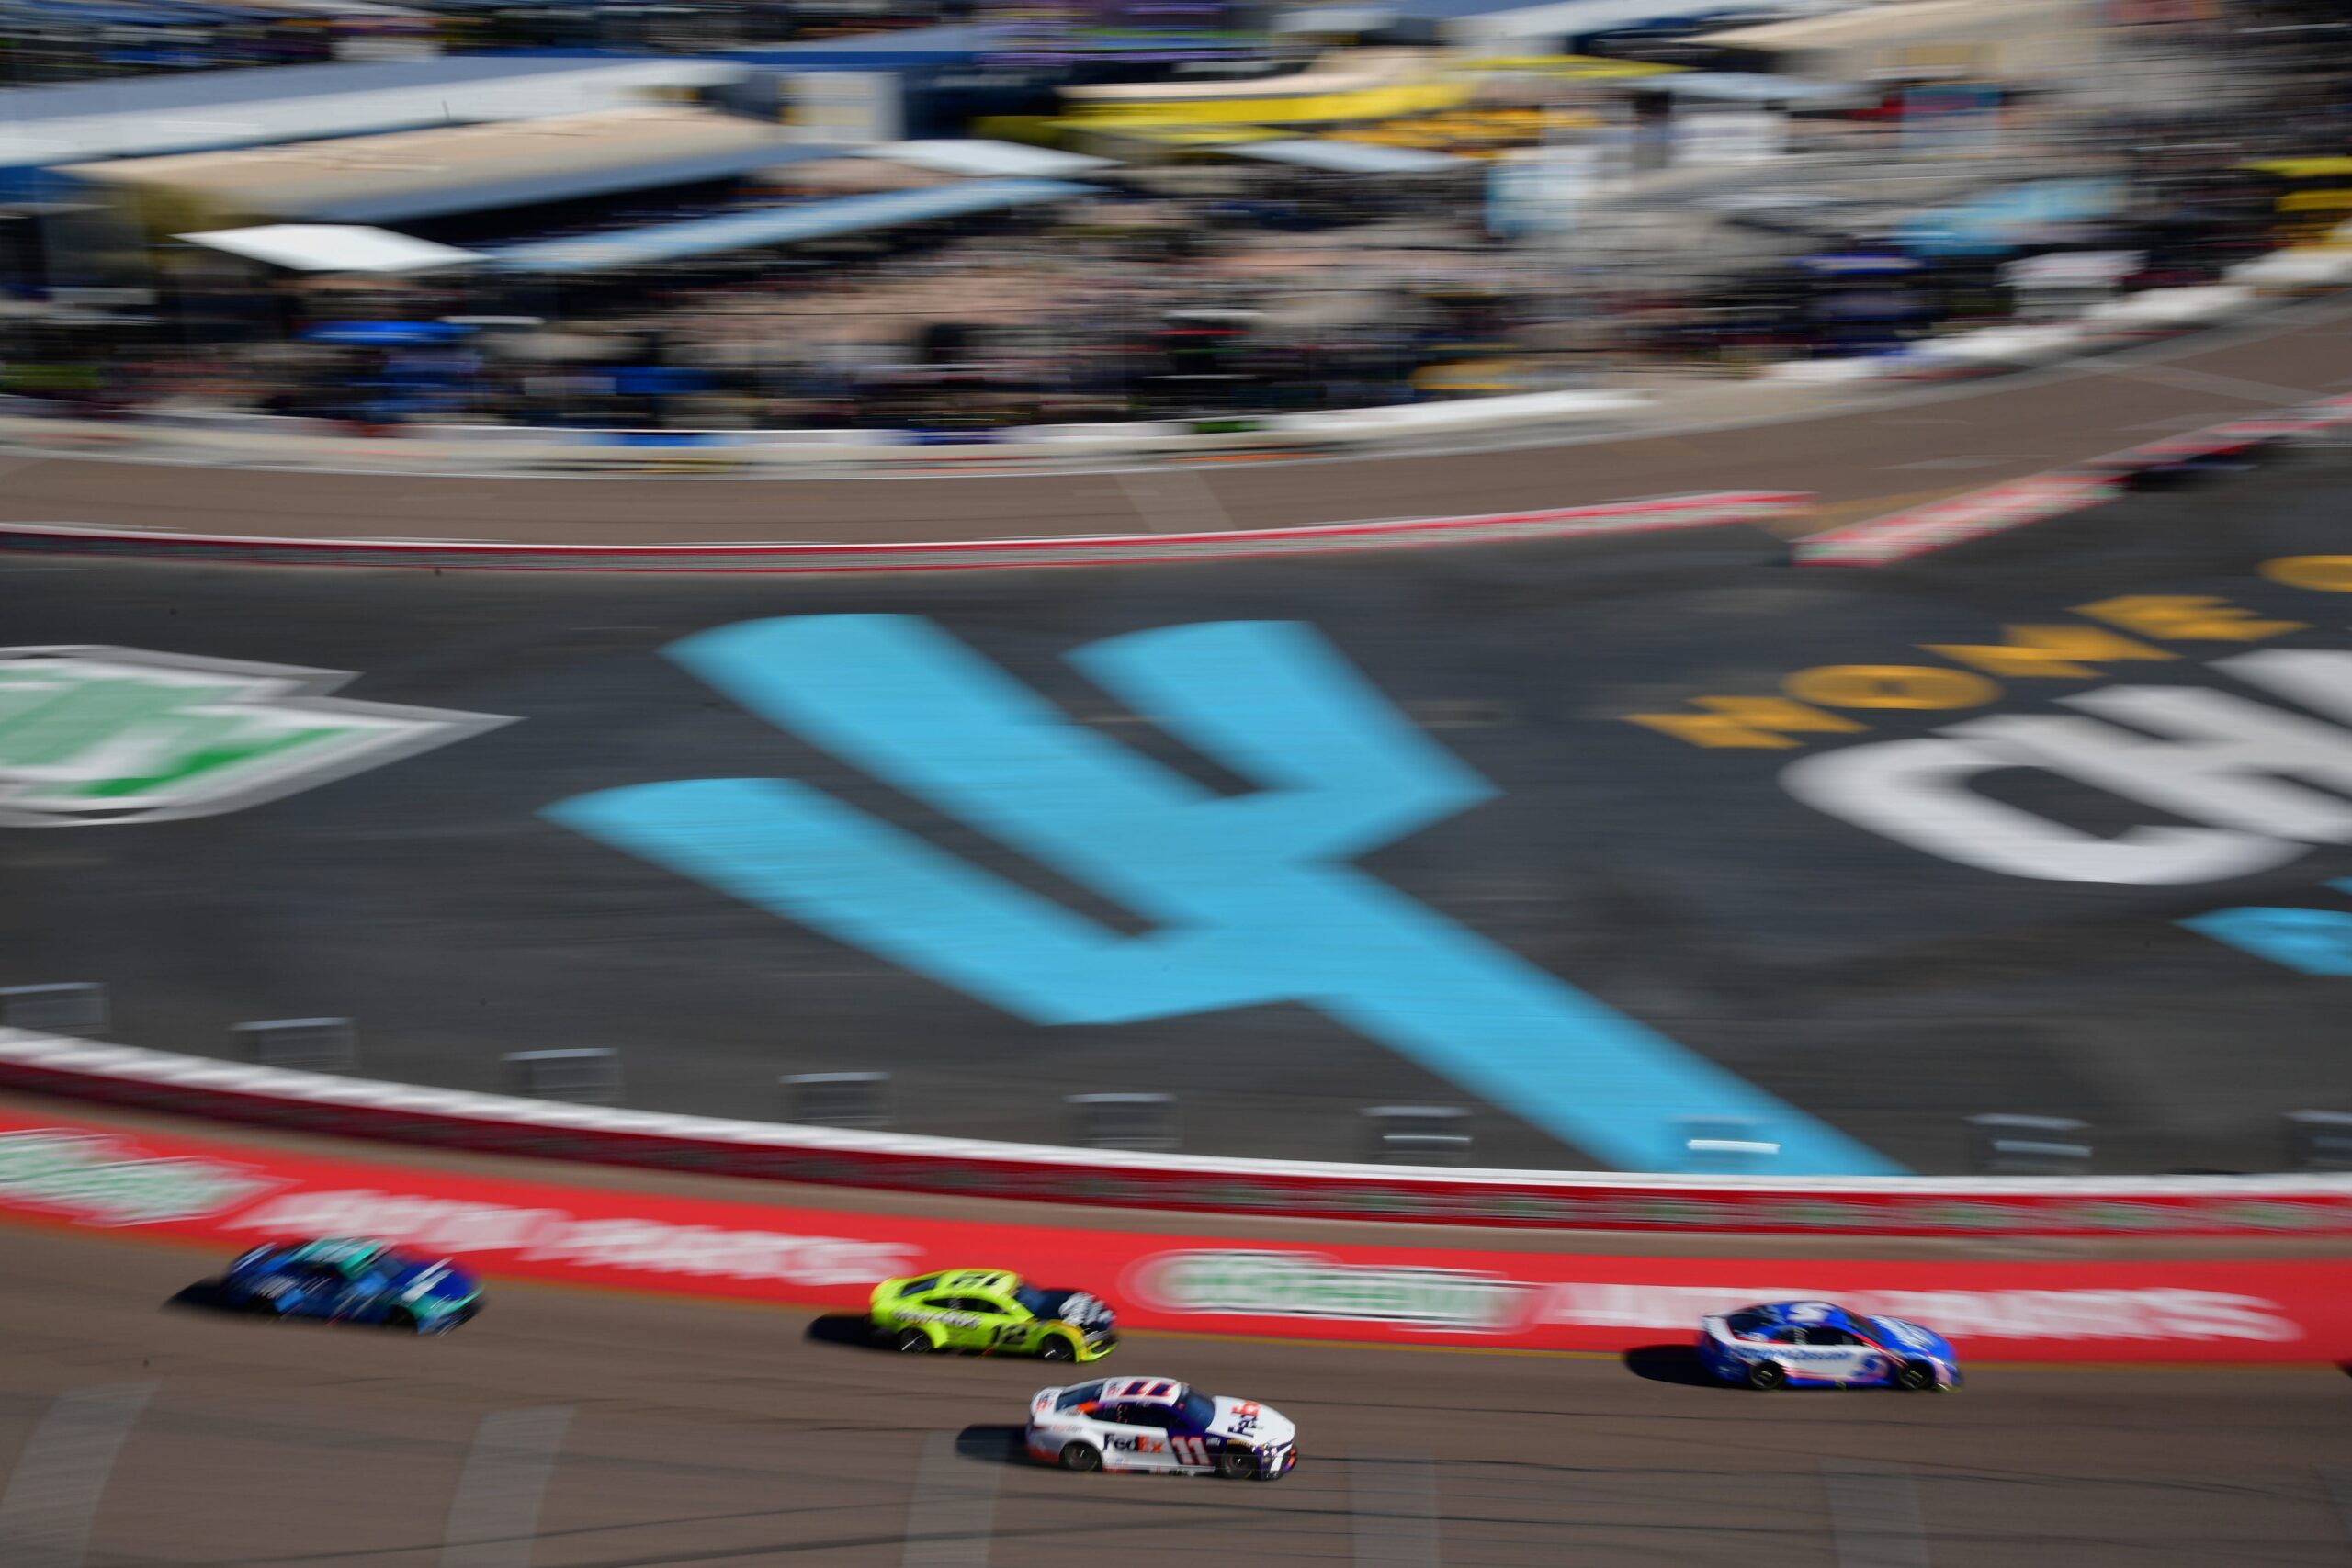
[[0, 294, 2348, 545], [7, 453, 2352, 1174], [5, 298, 2352, 1179], [1, 1224, 2346, 1568], [5, 297, 2351, 1568]]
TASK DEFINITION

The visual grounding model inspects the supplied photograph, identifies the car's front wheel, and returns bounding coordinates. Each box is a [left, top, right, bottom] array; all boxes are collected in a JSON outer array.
[[895, 1328, 933, 1354], [1215, 1451, 1254, 1480], [244, 1297, 282, 1321], [1058, 1443, 1102, 1473], [1039, 1335, 1077, 1364], [1746, 1359, 1788, 1391], [383, 1307, 418, 1334], [1894, 1360, 1939, 1392]]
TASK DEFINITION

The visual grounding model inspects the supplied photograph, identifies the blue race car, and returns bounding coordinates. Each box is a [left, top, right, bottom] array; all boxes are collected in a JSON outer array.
[[1697, 1300, 1960, 1391], [205, 1238, 482, 1334]]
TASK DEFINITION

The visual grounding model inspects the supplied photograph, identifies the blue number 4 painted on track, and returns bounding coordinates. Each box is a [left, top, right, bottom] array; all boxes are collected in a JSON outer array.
[[2182, 882, 2352, 976], [544, 615, 1900, 1175]]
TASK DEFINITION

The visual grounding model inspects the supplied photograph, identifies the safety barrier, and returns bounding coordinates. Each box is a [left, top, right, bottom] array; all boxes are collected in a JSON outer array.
[[1759, 256, 2325, 389], [2, 1032, 2345, 1238], [0, 1099, 2341, 1360], [1795, 394, 2352, 566], [0, 491, 1804, 572], [0, 389, 1651, 478], [1758, 280, 2270, 388], [5, 264, 2336, 481]]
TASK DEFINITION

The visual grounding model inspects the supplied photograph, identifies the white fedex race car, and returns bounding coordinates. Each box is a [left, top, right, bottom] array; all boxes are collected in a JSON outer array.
[[1025, 1375, 1298, 1480], [1698, 1300, 1962, 1391]]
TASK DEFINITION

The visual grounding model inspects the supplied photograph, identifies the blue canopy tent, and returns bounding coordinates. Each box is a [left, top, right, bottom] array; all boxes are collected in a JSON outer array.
[[1899, 178, 2129, 259], [17, 0, 209, 22], [1795, 254, 1923, 276], [301, 321, 475, 345], [720, 26, 1013, 72], [609, 365, 713, 397]]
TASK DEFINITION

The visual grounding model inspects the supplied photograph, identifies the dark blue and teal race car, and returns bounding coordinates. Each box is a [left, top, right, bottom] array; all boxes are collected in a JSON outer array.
[[202, 1238, 482, 1334], [1698, 1300, 1961, 1391]]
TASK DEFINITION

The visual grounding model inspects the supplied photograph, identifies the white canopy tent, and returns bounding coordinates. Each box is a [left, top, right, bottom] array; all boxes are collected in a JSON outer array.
[[1223, 139, 1468, 174], [0, 57, 747, 167], [851, 141, 1117, 178], [176, 224, 482, 274]]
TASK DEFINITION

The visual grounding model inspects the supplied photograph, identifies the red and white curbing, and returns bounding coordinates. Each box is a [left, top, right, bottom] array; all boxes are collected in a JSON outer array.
[[2, 1031, 2345, 1239], [0, 491, 1805, 573], [1797, 474, 2119, 566], [1797, 394, 2352, 567]]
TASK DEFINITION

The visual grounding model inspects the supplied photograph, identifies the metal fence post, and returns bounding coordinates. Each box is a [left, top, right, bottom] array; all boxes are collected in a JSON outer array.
[[231, 1018, 356, 1073], [503, 1048, 622, 1105], [0, 983, 108, 1038]]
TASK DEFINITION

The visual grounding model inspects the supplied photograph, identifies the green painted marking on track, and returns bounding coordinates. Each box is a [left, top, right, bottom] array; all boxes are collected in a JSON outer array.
[[0, 648, 511, 824], [72, 723, 345, 799]]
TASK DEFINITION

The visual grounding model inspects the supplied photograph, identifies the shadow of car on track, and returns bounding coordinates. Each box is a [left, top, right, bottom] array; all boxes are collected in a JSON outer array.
[[164, 1280, 265, 1319], [1622, 1344, 1734, 1389], [805, 1313, 889, 1351], [956, 1425, 1034, 1468]]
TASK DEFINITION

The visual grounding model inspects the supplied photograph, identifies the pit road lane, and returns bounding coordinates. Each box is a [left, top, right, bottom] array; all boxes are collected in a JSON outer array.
[[2, 1224, 2345, 1568]]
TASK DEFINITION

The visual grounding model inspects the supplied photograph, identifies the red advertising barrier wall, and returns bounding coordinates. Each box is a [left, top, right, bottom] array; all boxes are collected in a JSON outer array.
[[6, 1032, 2347, 1240], [3, 1104, 2346, 1363]]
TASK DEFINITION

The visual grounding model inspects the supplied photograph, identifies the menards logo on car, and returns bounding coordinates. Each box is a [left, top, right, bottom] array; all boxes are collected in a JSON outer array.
[[0, 1129, 286, 1225], [1623, 565, 2352, 886], [0, 646, 511, 826], [1129, 1249, 1533, 1332]]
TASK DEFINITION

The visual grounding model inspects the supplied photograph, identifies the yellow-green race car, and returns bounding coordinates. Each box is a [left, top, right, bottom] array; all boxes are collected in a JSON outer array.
[[869, 1268, 1118, 1362]]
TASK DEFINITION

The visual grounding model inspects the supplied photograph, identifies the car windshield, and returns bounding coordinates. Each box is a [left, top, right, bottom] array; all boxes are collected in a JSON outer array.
[[1724, 1308, 1773, 1335], [1054, 1382, 1104, 1411], [1179, 1393, 1217, 1430], [1012, 1285, 1062, 1316], [899, 1275, 942, 1296]]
